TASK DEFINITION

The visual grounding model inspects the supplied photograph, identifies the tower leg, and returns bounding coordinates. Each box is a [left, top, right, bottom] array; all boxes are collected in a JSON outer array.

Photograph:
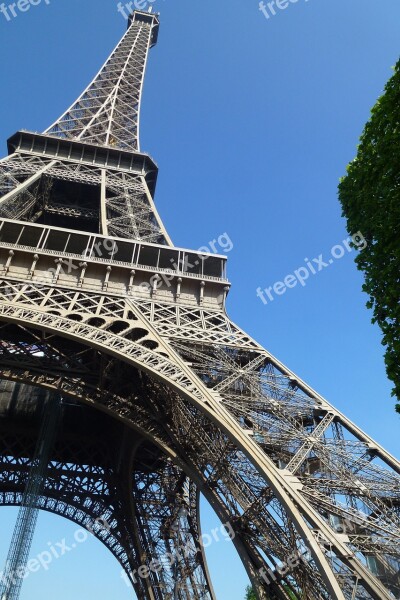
[[125, 442, 216, 600], [0, 390, 61, 600]]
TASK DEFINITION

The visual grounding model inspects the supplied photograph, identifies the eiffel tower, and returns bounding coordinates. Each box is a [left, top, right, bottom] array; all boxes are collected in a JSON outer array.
[[0, 10, 399, 600]]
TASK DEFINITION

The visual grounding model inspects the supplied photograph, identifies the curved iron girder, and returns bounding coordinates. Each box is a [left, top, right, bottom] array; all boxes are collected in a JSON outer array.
[[0, 305, 387, 600], [0, 335, 285, 599]]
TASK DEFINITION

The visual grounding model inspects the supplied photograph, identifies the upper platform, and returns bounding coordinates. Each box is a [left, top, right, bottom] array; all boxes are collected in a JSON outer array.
[[8, 131, 159, 197]]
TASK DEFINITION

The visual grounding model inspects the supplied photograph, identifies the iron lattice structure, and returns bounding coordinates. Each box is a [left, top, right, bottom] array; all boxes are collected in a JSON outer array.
[[0, 390, 60, 600], [0, 10, 399, 600]]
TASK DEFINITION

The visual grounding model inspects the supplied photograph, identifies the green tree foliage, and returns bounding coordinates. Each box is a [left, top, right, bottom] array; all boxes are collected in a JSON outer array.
[[338, 59, 400, 411], [245, 586, 257, 600], [244, 585, 297, 599]]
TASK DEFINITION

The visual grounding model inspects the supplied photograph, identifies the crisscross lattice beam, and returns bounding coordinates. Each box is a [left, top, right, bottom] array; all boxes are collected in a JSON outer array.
[[45, 12, 159, 152]]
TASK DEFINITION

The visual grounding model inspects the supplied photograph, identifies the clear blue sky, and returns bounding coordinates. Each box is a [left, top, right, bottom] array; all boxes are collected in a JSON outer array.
[[0, 1, 399, 599]]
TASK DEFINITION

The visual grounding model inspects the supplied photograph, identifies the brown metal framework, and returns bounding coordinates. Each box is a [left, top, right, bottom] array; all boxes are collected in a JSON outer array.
[[0, 9, 399, 600]]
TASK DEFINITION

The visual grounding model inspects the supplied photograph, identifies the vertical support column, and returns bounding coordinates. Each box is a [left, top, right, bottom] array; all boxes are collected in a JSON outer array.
[[100, 170, 109, 236], [128, 448, 216, 600], [0, 392, 61, 600]]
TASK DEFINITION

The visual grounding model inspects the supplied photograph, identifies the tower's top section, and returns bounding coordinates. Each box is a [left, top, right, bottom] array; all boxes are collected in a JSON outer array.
[[44, 10, 159, 153], [129, 9, 159, 45]]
